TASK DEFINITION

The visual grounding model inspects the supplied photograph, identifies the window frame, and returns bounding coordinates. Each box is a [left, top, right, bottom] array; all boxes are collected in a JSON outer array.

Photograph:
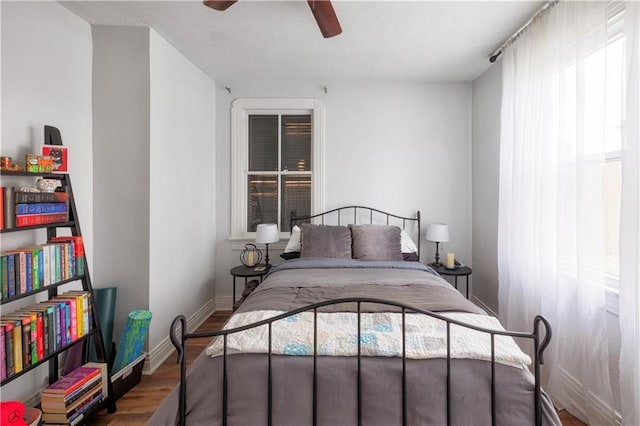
[[230, 98, 325, 241]]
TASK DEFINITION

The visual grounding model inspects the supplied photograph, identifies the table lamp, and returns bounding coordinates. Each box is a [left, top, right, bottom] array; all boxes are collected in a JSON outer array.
[[425, 223, 449, 266], [256, 223, 279, 266]]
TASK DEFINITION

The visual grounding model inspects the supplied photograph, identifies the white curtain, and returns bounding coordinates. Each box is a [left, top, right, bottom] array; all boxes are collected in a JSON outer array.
[[499, 1, 639, 424], [619, 2, 640, 425]]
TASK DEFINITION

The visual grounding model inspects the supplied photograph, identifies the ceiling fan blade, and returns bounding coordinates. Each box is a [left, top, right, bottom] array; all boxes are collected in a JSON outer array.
[[203, 1, 238, 11], [307, 0, 342, 38]]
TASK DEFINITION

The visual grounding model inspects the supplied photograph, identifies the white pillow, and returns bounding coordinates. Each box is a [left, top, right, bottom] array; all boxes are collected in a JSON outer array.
[[284, 225, 301, 253], [400, 229, 418, 254]]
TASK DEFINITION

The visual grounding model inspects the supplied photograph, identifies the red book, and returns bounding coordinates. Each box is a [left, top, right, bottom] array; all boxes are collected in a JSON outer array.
[[43, 366, 100, 395], [16, 212, 68, 227], [35, 311, 44, 361]]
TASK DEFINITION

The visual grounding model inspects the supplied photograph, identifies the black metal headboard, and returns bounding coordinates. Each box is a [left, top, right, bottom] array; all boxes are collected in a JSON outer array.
[[290, 206, 421, 258]]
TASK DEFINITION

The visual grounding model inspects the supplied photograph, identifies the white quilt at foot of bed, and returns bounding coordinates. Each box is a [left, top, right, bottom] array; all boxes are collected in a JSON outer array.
[[205, 310, 531, 369]]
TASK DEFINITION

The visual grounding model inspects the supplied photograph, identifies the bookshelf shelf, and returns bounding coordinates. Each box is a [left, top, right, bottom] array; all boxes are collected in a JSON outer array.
[[0, 171, 63, 179], [1, 155, 115, 414], [0, 275, 86, 305], [0, 328, 98, 386], [0, 221, 75, 234]]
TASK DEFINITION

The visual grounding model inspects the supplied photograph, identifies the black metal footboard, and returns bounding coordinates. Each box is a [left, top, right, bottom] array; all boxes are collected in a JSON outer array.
[[169, 298, 551, 426]]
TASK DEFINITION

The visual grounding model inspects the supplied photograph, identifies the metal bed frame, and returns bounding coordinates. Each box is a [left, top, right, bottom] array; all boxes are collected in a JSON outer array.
[[289, 205, 421, 258], [170, 299, 551, 426], [168, 206, 552, 425]]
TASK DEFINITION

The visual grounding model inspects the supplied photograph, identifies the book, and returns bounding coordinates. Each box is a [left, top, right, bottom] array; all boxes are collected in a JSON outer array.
[[58, 301, 69, 346], [3, 187, 15, 229], [0, 324, 5, 381], [7, 253, 16, 297], [54, 244, 61, 283], [1, 255, 8, 299], [50, 236, 84, 276], [16, 212, 69, 227], [15, 203, 68, 215], [25, 252, 32, 292], [14, 191, 68, 204], [13, 311, 38, 365], [52, 296, 77, 342], [40, 301, 62, 352], [2, 318, 22, 373], [1, 321, 15, 377], [22, 311, 39, 364], [63, 291, 90, 336], [42, 145, 69, 173], [48, 244, 56, 285], [41, 375, 102, 412], [43, 366, 100, 395], [6, 251, 26, 295], [30, 304, 52, 357], [22, 246, 43, 291], [22, 310, 45, 362], [4, 314, 32, 368], [42, 391, 103, 425], [0, 186, 4, 231], [83, 362, 109, 398], [41, 244, 51, 286]]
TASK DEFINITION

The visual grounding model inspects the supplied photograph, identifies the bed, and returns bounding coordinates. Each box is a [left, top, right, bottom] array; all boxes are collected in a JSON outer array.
[[150, 206, 560, 426]]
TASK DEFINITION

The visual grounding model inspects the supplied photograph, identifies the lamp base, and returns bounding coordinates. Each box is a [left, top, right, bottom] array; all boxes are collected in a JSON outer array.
[[264, 243, 271, 267], [434, 242, 442, 266]]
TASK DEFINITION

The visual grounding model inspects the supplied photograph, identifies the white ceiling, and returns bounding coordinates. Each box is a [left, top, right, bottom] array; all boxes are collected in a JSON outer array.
[[60, 0, 543, 83]]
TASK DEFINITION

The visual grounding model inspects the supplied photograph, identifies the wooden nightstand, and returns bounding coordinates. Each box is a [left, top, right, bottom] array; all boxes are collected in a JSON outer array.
[[230, 265, 271, 309], [428, 263, 472, 299]]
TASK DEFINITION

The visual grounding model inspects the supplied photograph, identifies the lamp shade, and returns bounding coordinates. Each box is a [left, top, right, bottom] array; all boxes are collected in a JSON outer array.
[[255, 223, 280, 244], [425, 223, 449, 243]]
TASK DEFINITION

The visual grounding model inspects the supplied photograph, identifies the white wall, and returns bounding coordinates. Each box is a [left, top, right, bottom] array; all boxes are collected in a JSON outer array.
[[92, 25, 151, 350], [92, 26, 216, 364], [1, 0, 93, 402], [471, 63, 502, 313], [148, 30, 216, 350], [215, 80, 472, 307]]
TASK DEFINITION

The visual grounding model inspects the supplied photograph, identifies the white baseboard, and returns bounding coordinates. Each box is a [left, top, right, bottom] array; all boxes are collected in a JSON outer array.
[[23, 390, 42, 409], [470, 295, 498, 317], [215, 295, 234, 311], [558, 366, 621, 425], [144, 298, 217, 375]]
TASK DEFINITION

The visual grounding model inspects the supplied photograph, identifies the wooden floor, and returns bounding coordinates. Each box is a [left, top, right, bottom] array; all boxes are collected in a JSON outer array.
[[86, 310, 586, 426], [87, 311, 230, 425]]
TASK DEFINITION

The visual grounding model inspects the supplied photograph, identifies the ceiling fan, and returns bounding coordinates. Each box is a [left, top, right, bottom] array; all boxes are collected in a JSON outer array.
[[203, 0, 343, 38]]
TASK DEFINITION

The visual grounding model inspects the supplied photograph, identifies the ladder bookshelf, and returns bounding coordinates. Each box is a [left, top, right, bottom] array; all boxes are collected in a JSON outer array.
[[0, 168, 115, 415]]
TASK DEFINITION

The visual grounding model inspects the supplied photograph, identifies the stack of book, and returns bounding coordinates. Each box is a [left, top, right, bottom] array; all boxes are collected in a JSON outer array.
[[41, 363, 107, 425], [0, 291, 91, 381], [0, 187, 69, 229], [0, 236, 85, 300]]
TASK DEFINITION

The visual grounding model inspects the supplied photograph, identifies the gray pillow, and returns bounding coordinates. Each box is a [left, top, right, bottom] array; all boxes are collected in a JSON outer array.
[[350, 224, 403, 261], [300, 224, 352, 258]]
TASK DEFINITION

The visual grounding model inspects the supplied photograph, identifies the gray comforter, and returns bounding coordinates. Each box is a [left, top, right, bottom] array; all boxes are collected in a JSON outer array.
[[149, 259, 560, 425]]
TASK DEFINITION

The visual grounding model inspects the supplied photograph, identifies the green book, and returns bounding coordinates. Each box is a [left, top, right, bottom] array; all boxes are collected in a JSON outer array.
[[1, 256, 7, 299]]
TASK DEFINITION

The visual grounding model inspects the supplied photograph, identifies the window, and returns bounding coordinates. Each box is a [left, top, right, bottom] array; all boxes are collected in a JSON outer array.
[[557, 4, 625, 287], [231, 98, 325, 240]]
